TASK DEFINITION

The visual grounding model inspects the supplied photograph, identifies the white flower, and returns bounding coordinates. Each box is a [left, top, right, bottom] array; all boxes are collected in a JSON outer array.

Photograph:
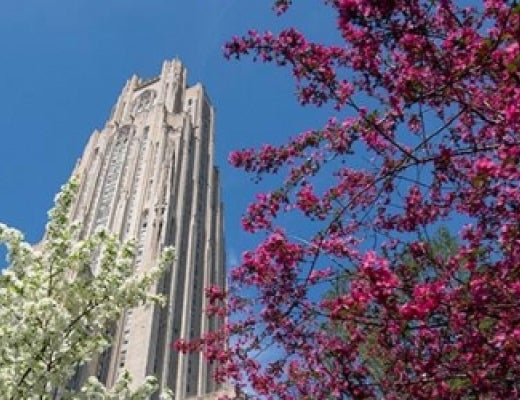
[[0, 179, 174, 400]]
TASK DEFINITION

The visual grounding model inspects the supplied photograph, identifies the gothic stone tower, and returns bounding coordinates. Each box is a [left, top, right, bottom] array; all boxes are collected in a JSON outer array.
[[68, 59, 226, 399]]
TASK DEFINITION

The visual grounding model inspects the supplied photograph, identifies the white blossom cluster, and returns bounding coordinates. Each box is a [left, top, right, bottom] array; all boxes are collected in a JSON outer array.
[[0, 179, 174, 399]]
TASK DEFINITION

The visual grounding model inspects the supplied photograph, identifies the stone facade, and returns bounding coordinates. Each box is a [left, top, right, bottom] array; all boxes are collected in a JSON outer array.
[[67, 59, 225, 399]]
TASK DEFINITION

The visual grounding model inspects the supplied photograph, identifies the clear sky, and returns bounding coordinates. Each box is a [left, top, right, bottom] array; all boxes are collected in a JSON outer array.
[[0, 1, 339, 268]]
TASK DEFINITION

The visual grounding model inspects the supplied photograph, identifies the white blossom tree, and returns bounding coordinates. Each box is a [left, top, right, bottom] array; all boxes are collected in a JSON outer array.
[[0, 179, 174, 399]]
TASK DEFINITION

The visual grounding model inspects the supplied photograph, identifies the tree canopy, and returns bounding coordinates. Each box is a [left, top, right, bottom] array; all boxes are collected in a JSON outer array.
[[179, 1, 520, 398], [0, 179, 173, 399]]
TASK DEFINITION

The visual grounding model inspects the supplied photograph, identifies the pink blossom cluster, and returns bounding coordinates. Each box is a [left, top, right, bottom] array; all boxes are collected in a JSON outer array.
[[180, 1, 520, 398]]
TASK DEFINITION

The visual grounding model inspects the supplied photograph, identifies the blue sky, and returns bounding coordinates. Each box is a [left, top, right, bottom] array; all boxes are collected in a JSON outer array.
[[0, 1, 338, 267]]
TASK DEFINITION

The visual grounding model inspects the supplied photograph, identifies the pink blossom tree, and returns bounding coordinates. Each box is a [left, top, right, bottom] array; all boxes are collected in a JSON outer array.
[[178, 1, 520, 398]]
